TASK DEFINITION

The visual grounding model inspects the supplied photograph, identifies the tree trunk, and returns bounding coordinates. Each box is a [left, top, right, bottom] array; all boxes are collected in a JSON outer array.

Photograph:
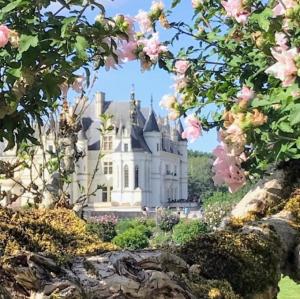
[[1, 167, 299, 299]]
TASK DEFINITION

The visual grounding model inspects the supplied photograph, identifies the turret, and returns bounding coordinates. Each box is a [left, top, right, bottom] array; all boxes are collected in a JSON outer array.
[[143, 101, 161, 154]]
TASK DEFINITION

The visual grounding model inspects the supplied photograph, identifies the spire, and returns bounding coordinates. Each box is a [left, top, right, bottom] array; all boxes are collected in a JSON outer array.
[[143, 110, 160, 133], [130, 83, 135, 100], [130, 84, 138, 125], [150, 94, 153, 111]]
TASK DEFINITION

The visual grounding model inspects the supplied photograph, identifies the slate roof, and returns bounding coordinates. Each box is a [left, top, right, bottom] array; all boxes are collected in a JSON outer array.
[[80, 99, 152, 152], [143, 110, 160, 133]]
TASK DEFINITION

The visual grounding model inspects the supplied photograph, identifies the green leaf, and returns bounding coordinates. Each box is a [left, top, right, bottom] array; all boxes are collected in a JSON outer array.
[[75, 36, 89, 60], [296, 138, 300, 150], [251, 99, 269, 107], [7, 67, 22, 78], [61, 16, 77, 37], [19, 35, 38, 53], [171, 0, 181, 8], [0, 0, 23, 20], [290, 104, 300, 126], [251, 8, 272, 31], [278, 122, 293, 133]]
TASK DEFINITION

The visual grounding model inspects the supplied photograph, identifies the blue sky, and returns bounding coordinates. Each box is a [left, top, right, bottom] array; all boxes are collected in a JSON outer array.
[[57, 0, 219, 152]]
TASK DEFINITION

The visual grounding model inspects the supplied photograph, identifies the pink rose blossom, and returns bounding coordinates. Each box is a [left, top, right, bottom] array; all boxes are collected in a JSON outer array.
[[275, 32, 289, 51], [181, 114, 202, 142], [105, 55, 119, 71], [265, 48, 298, 87], [159, 94, 176, 109], [212, 143, 246, 193], [291, 90, 300, 98], [173, 75, 188, 91], [139, 33, 168, 61], [175, 60, 190, 74], [273, 0, 296, 17], [120, 41, 138, 62], [135, 10, 153, 33], [0, 25, 10, 48], [124, 16, 136, 41], [221, 0, 249, 24], [237, 85, 255, 102], [72, 76, 85, 93], [219, 124, 247, 156]]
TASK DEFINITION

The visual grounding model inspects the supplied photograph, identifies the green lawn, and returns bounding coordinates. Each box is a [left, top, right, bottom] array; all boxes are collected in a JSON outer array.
[[278, 276, 300, 299]]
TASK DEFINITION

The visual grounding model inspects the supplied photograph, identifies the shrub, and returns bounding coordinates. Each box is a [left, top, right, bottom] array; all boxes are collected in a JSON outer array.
[[149, 229, 173, 249], [112, 228, 149, 250], [159, 213, 180, 232], [87, 214, 118, 242], [116, 218, 153, 237], [0, 208, 117, 261], [172, 220, 208, 245], [203, 185, 252, 230]]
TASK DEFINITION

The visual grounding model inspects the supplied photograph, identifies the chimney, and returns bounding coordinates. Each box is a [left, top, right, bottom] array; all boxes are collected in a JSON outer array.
[[95, 91, 105, 117]]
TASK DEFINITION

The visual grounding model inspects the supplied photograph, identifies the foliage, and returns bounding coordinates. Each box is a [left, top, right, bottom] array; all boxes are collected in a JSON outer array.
[[149, 229, 173, 249], [159, 213, 180, 231], [178, 230, 281, 297], [188, 151, 217, 201], [148, 0, 300, 192], [87, 214, 118, 242], [0, 0, 131, 149], [0, 208, 116, 261], [172, 220, 208, 245], [112, 227, 149, 250], [203, 184, 252, 230], [116, 218, 153, 237]]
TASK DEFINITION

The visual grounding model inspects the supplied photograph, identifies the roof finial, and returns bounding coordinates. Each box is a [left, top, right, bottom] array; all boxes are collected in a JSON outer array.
[[130, 83, 135, 100], [150, 94, 153, 110]]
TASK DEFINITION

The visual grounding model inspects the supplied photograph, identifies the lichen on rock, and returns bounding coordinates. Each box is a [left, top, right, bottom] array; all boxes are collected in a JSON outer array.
[[0, 207, 116, 261], [177, 230, 282, 298]]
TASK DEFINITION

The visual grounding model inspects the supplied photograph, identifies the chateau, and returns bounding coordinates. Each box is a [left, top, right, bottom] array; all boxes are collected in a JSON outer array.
[[0, 91, 188, 211]]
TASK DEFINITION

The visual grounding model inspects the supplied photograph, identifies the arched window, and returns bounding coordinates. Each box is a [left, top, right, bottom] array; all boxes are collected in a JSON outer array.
[[124, 165, 129, 188], [134, 165, 139, 188]]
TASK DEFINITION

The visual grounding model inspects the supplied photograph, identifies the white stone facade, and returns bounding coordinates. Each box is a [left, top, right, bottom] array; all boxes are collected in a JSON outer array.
[[0, 91, 188, 211]]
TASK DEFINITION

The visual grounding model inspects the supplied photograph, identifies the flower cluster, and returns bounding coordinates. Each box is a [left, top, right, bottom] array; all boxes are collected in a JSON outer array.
[[181, 114, 202, 142], [221, 0, 250, 24], [0, 25, 19, 48], [91, 214, 118, 225]]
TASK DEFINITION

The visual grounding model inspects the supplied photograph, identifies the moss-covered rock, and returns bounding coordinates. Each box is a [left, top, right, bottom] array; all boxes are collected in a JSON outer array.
[[0, 207, 117, 261], [284, 194, 300, 223], [177, 230, 281, 297]]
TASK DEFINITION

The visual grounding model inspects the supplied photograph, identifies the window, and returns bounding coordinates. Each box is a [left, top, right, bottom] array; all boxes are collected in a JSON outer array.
[[104, 162, 113, 174], [103, 136, 113, 151], [157, 143, 160, 152], [102, 186, 107, 202], [166, 164, 170, 175], [124, 143, 128, 152], [124, 165, 129, 188], [134, 165, 139, 188], [174, 166, 177, 176]]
